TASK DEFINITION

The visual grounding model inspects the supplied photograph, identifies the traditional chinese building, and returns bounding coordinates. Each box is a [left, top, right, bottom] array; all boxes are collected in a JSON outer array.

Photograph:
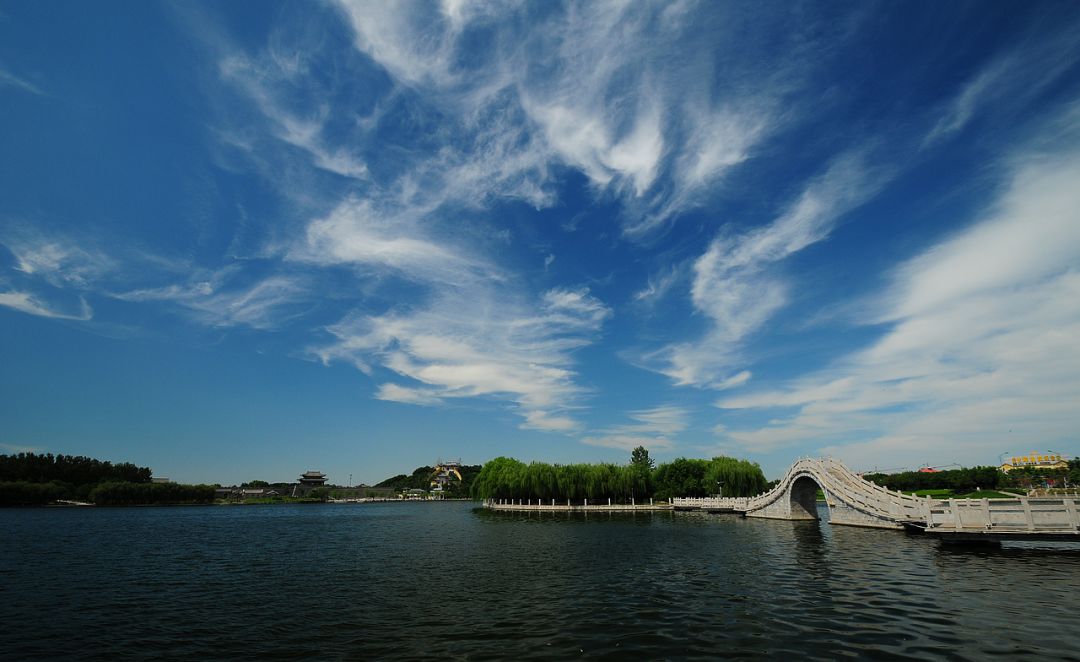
[[430, 459, 463, 494], [293, 470, 328, 496], [298, 470, 327, 486]]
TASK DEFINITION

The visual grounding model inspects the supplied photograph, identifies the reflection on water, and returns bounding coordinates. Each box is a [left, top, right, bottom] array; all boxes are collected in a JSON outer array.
[[1, 502, 1078, 660]]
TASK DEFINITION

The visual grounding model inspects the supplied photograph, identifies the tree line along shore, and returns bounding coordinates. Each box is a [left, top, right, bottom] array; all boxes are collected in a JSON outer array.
[[0, 449, 768, 506], [2, 449, 1076, 507], [0, 453, 217, 506]]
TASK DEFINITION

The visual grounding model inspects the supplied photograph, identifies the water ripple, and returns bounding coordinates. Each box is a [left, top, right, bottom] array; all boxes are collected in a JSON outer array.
[[2, 503, 1079, 660]]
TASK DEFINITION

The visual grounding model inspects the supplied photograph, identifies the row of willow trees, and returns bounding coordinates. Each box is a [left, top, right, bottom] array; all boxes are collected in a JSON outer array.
[[470, 452, 768, 502]]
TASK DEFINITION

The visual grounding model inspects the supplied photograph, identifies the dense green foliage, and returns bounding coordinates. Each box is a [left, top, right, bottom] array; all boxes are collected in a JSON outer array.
[[470, 457, 648, 501], [376, 466, 435, 490], [470, 454, 767, 502], [0, 452, 213, 506], [0, 452, 151, 485], [0, 480, 70, 506], [864, 460, 1080, 492], [862, 466, 1002, 492], [629, 446, 655, 497], [652, 457, 769, 499], [1000, 460, 1080, 488], [88, 481, 216, 505]]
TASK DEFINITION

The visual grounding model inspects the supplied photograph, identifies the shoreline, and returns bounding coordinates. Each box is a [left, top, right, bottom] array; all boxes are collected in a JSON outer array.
[[484, 500, 673, 513]]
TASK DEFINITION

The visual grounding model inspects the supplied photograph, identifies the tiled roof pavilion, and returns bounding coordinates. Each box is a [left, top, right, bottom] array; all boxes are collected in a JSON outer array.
[[298, 470, 327, 486]]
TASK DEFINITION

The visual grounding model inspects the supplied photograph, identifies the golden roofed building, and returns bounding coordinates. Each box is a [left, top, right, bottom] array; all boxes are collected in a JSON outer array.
[[999, 452, 1069, 473]]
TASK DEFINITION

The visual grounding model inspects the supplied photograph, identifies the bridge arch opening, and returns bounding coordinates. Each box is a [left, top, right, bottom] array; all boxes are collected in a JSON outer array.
[[789, 475, 822, 520]]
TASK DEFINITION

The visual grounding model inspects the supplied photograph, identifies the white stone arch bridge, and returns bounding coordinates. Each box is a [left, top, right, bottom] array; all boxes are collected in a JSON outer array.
[[694, 458, 925, 529], [674, 457, 1080, 538]]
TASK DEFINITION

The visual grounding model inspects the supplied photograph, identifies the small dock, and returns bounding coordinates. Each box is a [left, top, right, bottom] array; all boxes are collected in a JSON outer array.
[[903, 496, 1080, 542], [672, 497, 749, 513], [483, 499, 672, 513]]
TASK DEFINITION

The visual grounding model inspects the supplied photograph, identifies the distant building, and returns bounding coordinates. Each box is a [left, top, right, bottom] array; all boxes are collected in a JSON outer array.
[[298, 470, 327, 487], [430, 459, 463, 493], [151, 477, 173, 483], [293, 470, 328, 497], [999, 453, 1069, 473]]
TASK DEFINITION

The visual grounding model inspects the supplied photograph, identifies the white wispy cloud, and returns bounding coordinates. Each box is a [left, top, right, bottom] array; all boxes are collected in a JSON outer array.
[[288, 197, 491, 285], [924, 15, 1080, 146], [332, 0, 818, 235], [315, 285, 611, 431], [633, 266, 681, 304], [285, 194, 613, 428], [0, 290, 92, 321], [376, 383, 443, 406], [113, 270, 308, 330], [218, 54, 369, 180], [2, 230, 114, 288], [1, 223, 309, 331], [650, 150, 888, 388], [582, 405, 687, 451], [715, 136, 1080, 468], [581, 434, 674, 452], [0, 230, 105, 323], [0, 66, 44, 95], [190, 3, 621, 429]]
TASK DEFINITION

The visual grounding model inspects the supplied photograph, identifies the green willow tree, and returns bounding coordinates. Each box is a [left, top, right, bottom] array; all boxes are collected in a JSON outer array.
[[471, 457, 646, 503], [471, 452, 766, 502], [651, 457, 767, 500]]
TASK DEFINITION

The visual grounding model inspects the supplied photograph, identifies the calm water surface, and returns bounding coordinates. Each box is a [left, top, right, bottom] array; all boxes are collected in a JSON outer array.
[[2, 502, 1078, 660]]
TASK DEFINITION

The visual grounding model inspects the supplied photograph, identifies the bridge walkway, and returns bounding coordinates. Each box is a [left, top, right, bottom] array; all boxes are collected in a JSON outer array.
[[673, 457, 1080, 538]]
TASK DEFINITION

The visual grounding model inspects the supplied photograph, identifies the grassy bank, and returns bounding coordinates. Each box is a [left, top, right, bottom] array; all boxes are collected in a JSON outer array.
[[908, 488, 1027, 499], [815, 487, 1027, 501]]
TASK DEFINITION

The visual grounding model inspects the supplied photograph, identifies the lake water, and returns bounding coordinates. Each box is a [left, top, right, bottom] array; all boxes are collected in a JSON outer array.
[[2, 502, 1078, 660]]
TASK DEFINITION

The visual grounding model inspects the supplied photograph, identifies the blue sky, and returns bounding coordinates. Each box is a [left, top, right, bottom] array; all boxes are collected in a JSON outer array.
[[2, 1, 1080, 485]]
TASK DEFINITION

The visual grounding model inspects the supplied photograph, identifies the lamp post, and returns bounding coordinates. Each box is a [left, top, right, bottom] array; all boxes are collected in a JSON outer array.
[[717, 481, 723, 498]]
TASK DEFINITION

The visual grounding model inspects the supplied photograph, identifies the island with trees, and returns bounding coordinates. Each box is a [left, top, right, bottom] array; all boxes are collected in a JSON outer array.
[[470, 447, 768, 508]]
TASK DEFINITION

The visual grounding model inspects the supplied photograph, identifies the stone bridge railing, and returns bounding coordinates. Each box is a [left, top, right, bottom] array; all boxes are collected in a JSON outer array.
[[741, 458, 927, 528], [924, 496, 1080, 533], [672, 457, 1080, 536], [674, 458, 933, 529]]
